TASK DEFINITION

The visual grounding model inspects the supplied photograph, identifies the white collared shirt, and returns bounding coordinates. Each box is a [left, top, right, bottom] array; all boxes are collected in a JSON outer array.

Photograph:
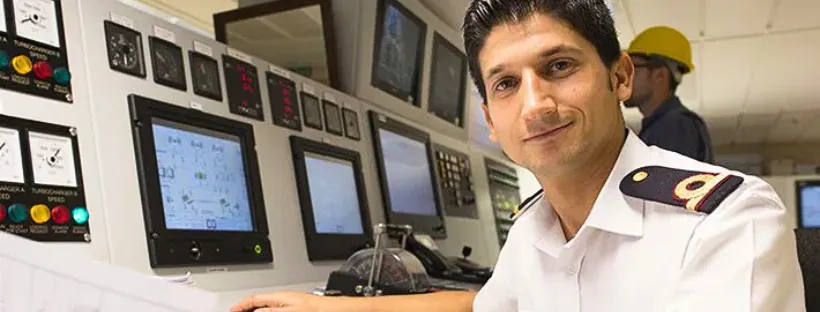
[[473, 130, 805, 312]]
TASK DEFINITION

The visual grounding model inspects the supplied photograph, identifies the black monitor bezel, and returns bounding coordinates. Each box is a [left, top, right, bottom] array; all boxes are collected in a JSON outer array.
[[368, 110, 446, 238], [290, 135, 373, 261], [796, 179, 820, 228], [370, 0, 427, 106], [427, 32, 468, 128], [128, 94, 271, 266]]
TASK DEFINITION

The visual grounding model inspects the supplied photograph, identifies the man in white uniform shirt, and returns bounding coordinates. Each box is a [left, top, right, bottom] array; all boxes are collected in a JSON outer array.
[[230, 0, 806, 311]]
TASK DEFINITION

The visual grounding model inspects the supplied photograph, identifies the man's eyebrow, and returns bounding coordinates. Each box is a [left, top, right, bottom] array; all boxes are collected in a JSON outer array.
[[483, 45, 583, 80]]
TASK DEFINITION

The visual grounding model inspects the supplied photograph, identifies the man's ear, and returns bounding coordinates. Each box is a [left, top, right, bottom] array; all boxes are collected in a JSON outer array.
[[481, 104, 498, 142], [613, 52, 634, 102]]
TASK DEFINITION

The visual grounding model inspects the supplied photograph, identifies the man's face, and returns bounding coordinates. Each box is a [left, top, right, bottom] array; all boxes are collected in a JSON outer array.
[[623, 55, 653, 108], [479, 14, 633, 176]]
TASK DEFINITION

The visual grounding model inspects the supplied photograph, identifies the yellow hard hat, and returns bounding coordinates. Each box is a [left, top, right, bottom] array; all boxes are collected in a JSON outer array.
[[627, 26, 694, 74]]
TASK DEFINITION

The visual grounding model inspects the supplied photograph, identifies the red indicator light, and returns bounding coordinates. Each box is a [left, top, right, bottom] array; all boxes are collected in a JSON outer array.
[[33, 61, 53, 80], [51, 205, 70, 225]]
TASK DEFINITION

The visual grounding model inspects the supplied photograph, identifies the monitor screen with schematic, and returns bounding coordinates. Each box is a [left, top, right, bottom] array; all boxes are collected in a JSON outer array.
[[129, 94, 272, 268]]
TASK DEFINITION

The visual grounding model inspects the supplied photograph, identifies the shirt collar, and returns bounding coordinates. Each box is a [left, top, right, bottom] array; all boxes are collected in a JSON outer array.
[[530, 129, 649, 258], [583, 129, 648, 237], [641, 96, 683, 130]]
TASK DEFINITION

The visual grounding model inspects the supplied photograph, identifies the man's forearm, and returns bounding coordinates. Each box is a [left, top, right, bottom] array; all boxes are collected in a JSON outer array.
[[335, 291, 475, 312]]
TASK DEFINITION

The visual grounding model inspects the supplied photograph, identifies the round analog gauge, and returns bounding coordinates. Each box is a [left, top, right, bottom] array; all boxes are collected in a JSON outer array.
[[110, 33, 140, 70], [28, 131, 77, 187], [0, 127, 24, 184], [154, 46, 181, 81]]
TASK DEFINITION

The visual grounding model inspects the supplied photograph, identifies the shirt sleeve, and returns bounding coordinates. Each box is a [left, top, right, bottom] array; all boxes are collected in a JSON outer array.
[[665, 178, 806, 311], [642, 115, 702, 160]]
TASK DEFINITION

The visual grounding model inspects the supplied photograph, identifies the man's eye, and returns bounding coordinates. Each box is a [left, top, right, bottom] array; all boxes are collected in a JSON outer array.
[[550, 61, 571, 72], [494, 79, 517, 92]]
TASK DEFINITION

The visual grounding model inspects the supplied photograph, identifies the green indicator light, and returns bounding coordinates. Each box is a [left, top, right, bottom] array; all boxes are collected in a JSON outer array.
[[72, 207, 89, 224], [8, 204, 27, 223], [0, 51, 9, 69], [254, 244, 262, 255], [53, 67, 71, 85]]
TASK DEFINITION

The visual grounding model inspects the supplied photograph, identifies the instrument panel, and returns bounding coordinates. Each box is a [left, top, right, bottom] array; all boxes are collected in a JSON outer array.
[[223, 54, 264, 121], [433, 144, 476, 219], [0, 115, 89, 242], [148, 36, 185, 91]]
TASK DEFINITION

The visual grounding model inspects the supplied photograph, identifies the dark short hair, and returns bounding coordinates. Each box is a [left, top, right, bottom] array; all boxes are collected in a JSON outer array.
[[462, 0, 622, 102]]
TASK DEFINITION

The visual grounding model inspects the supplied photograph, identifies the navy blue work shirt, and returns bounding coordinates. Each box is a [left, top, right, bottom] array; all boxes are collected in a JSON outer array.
[[638, 96, 714, 163]]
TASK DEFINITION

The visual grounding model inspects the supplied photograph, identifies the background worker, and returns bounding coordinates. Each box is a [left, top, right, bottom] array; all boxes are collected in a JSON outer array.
[[623, 26, 714, 163]]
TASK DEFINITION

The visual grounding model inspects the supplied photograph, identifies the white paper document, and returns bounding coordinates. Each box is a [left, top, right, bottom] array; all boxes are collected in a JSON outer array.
[[0, 232, 218, 312]]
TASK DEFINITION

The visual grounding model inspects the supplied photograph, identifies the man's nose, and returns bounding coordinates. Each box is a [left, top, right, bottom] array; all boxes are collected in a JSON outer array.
[[521, 71, 557, 122]]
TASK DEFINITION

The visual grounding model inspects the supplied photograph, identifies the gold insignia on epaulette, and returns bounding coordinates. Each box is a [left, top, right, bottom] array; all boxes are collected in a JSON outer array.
[[673, 172, 731, 212]]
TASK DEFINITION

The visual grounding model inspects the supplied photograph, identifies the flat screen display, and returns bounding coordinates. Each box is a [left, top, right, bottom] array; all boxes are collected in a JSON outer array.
[[151, 118, 254, 232], [372, 0, 424, 104], [800, 184, 820, 227], [428, 34, 466, 126], [378, 128, 437, 216], [304, 152, 364, 234]]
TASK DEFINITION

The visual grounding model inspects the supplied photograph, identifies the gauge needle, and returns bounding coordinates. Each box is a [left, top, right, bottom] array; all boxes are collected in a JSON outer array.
[[53, 148, 61, 157], [0, 142, 6, 151]]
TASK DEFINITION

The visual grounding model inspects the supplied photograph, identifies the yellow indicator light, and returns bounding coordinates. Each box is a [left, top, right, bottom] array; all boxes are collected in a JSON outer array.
[[12, 55, 32, 75], [30, 204, 51, 224]]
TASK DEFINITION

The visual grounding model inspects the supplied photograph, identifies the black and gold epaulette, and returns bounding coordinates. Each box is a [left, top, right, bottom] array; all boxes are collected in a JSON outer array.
[[510, 189, 544, 220], [619, 166, 744, 214]]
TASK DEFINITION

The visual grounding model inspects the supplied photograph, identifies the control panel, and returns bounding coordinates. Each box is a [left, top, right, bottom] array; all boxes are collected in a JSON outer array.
[[223, 54, 264, 121], [433, 144, 476, 219], [0, 0, 73, 102], [0, 114, 89, 242], [484, 158, 521, 246]]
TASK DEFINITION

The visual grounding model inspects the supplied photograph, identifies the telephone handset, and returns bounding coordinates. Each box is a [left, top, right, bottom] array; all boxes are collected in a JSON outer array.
[[403, 234, 492, 284]]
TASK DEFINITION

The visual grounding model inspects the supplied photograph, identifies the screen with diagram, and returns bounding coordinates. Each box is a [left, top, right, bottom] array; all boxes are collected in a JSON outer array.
[[800, 183, 820, 228], [151, 117, 254, 232], [304, 152, 364, 235], [378, 128, 437, 216]]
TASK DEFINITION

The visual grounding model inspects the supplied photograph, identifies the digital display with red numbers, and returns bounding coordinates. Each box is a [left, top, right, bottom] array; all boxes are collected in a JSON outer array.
[[223, 55, 264, 121], [267, 71, 302, 131]]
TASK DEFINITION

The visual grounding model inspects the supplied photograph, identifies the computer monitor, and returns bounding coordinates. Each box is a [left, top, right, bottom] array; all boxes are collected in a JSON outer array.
[[427, 33, 467, 127], [129, 94, 271, 267], [797, 180, 820, 228], [290, 136, 372, 261], [371, 0, 426, 106], [369, 111, 445, 238]]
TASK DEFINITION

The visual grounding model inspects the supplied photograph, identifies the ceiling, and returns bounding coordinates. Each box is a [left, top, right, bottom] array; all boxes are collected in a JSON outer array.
[[421, 0, 820, 147]]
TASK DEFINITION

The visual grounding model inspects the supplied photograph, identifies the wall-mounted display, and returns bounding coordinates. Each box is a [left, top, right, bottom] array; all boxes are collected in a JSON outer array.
[[371, 0, 426, 106], [300, 91, 323, 130], [342, 108, 360, 141], [323, 100, 343, 136], [104, 20, 145, 79], [149, 36, 186, 91], [223, 54, 264, 121], [267, 71, 302, 131], [427, 33, 467, 127], [189, 51, 222, 101]]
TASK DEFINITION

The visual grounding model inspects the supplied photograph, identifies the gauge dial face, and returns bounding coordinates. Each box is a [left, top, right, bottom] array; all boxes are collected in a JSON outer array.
[[104, 21, 145, 77], [13, 0, 60, 48], [28, 131, 76, 187], [0, 127, 25, 184], [190, 52, 221, 100], [149, 37, 185, 90]]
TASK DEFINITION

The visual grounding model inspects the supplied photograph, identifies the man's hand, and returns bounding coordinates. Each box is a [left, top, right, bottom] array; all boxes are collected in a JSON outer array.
[[230, 291, 337, 312]]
